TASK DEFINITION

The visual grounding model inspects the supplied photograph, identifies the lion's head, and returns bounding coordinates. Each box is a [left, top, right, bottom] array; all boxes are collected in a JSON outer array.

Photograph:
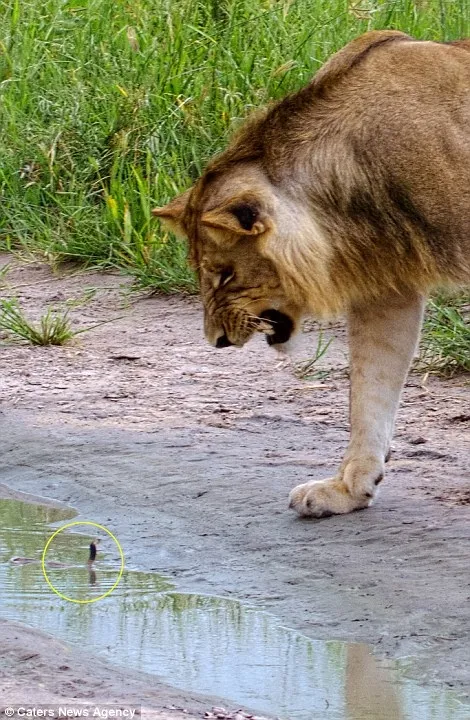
[[153, 160, 316, 349]]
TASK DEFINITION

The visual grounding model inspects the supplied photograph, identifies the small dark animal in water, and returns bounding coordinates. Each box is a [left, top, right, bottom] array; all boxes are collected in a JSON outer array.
[[88, 538, 100, 564]]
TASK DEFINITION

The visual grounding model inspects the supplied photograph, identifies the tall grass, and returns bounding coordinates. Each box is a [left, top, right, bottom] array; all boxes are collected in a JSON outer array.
[[0, 0, 469, 374], [419, 296, 470, 376], [0, 0, 468, 291]]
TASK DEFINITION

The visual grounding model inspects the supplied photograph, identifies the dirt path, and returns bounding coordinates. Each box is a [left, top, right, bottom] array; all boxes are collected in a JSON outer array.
[[0, 256, 469, 711]]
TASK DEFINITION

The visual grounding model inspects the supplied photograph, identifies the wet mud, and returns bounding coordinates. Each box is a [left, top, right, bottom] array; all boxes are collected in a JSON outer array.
[[1, 496, 469, 719], [0, 257, 469, 715]]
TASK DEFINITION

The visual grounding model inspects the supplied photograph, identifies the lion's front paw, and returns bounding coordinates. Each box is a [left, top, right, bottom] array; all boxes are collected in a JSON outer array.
[[288, 478, 373, 518]]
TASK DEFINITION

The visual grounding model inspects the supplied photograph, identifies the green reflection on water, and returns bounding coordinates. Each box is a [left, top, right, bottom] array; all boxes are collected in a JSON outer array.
[[0, 497, 468, 720]]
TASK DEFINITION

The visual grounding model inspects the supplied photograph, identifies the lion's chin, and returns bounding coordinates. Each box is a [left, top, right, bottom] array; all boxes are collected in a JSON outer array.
[[258, 309, 294, 346]]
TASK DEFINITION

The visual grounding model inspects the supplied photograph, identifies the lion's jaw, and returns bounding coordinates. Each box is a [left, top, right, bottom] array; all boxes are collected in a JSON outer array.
[[194, 172, 317, 349]]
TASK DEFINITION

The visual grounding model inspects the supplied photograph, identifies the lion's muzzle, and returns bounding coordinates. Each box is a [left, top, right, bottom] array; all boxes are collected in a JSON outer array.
[[206, 309, 294, 349]]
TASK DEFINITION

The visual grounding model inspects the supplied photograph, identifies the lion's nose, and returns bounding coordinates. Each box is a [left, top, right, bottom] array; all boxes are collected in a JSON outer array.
[[215, 334, 233, 349]]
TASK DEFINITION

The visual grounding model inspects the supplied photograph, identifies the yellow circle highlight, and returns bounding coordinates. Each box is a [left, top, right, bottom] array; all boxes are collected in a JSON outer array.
[[41, 521, 125, 604]]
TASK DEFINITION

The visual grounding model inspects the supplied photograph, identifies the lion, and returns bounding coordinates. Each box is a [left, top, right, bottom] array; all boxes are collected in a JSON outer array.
[[153, 30, 470, 518]]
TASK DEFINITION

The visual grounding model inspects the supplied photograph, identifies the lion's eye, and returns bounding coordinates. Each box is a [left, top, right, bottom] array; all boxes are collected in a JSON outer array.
[[219, 268, 235, 287]]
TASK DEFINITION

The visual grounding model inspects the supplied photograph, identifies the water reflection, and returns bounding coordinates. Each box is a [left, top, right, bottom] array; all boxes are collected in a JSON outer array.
[[346, 644, 403, 720], [0, 497, 468, 720]]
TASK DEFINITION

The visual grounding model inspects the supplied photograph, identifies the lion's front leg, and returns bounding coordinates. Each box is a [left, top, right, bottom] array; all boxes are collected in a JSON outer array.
[[289, 291, 425, 518]]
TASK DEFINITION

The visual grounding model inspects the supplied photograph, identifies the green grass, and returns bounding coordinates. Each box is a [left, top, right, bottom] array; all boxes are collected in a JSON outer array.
[[419, 296, 470, 377], [0, 0, 468, 371], [295, 329, 334, 380], [0, 0, 469, 289], [0, 296, 117, 345], [0, 298, 79, 344]]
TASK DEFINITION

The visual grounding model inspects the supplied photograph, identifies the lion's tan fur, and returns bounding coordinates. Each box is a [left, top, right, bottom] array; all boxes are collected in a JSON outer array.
[[153, 31, 470, 516]]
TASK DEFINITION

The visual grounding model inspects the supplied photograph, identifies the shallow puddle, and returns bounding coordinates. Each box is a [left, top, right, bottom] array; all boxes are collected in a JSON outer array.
[[1, 497, 468, 720]]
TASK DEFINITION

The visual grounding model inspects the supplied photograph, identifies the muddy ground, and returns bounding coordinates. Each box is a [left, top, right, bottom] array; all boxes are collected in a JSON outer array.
[[0, 255, 469, 714]]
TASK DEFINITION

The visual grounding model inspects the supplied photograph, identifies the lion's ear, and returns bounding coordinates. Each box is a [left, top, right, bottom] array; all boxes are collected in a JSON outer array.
[[201, 201, 267, 236], [152, 189, 192, 236]]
